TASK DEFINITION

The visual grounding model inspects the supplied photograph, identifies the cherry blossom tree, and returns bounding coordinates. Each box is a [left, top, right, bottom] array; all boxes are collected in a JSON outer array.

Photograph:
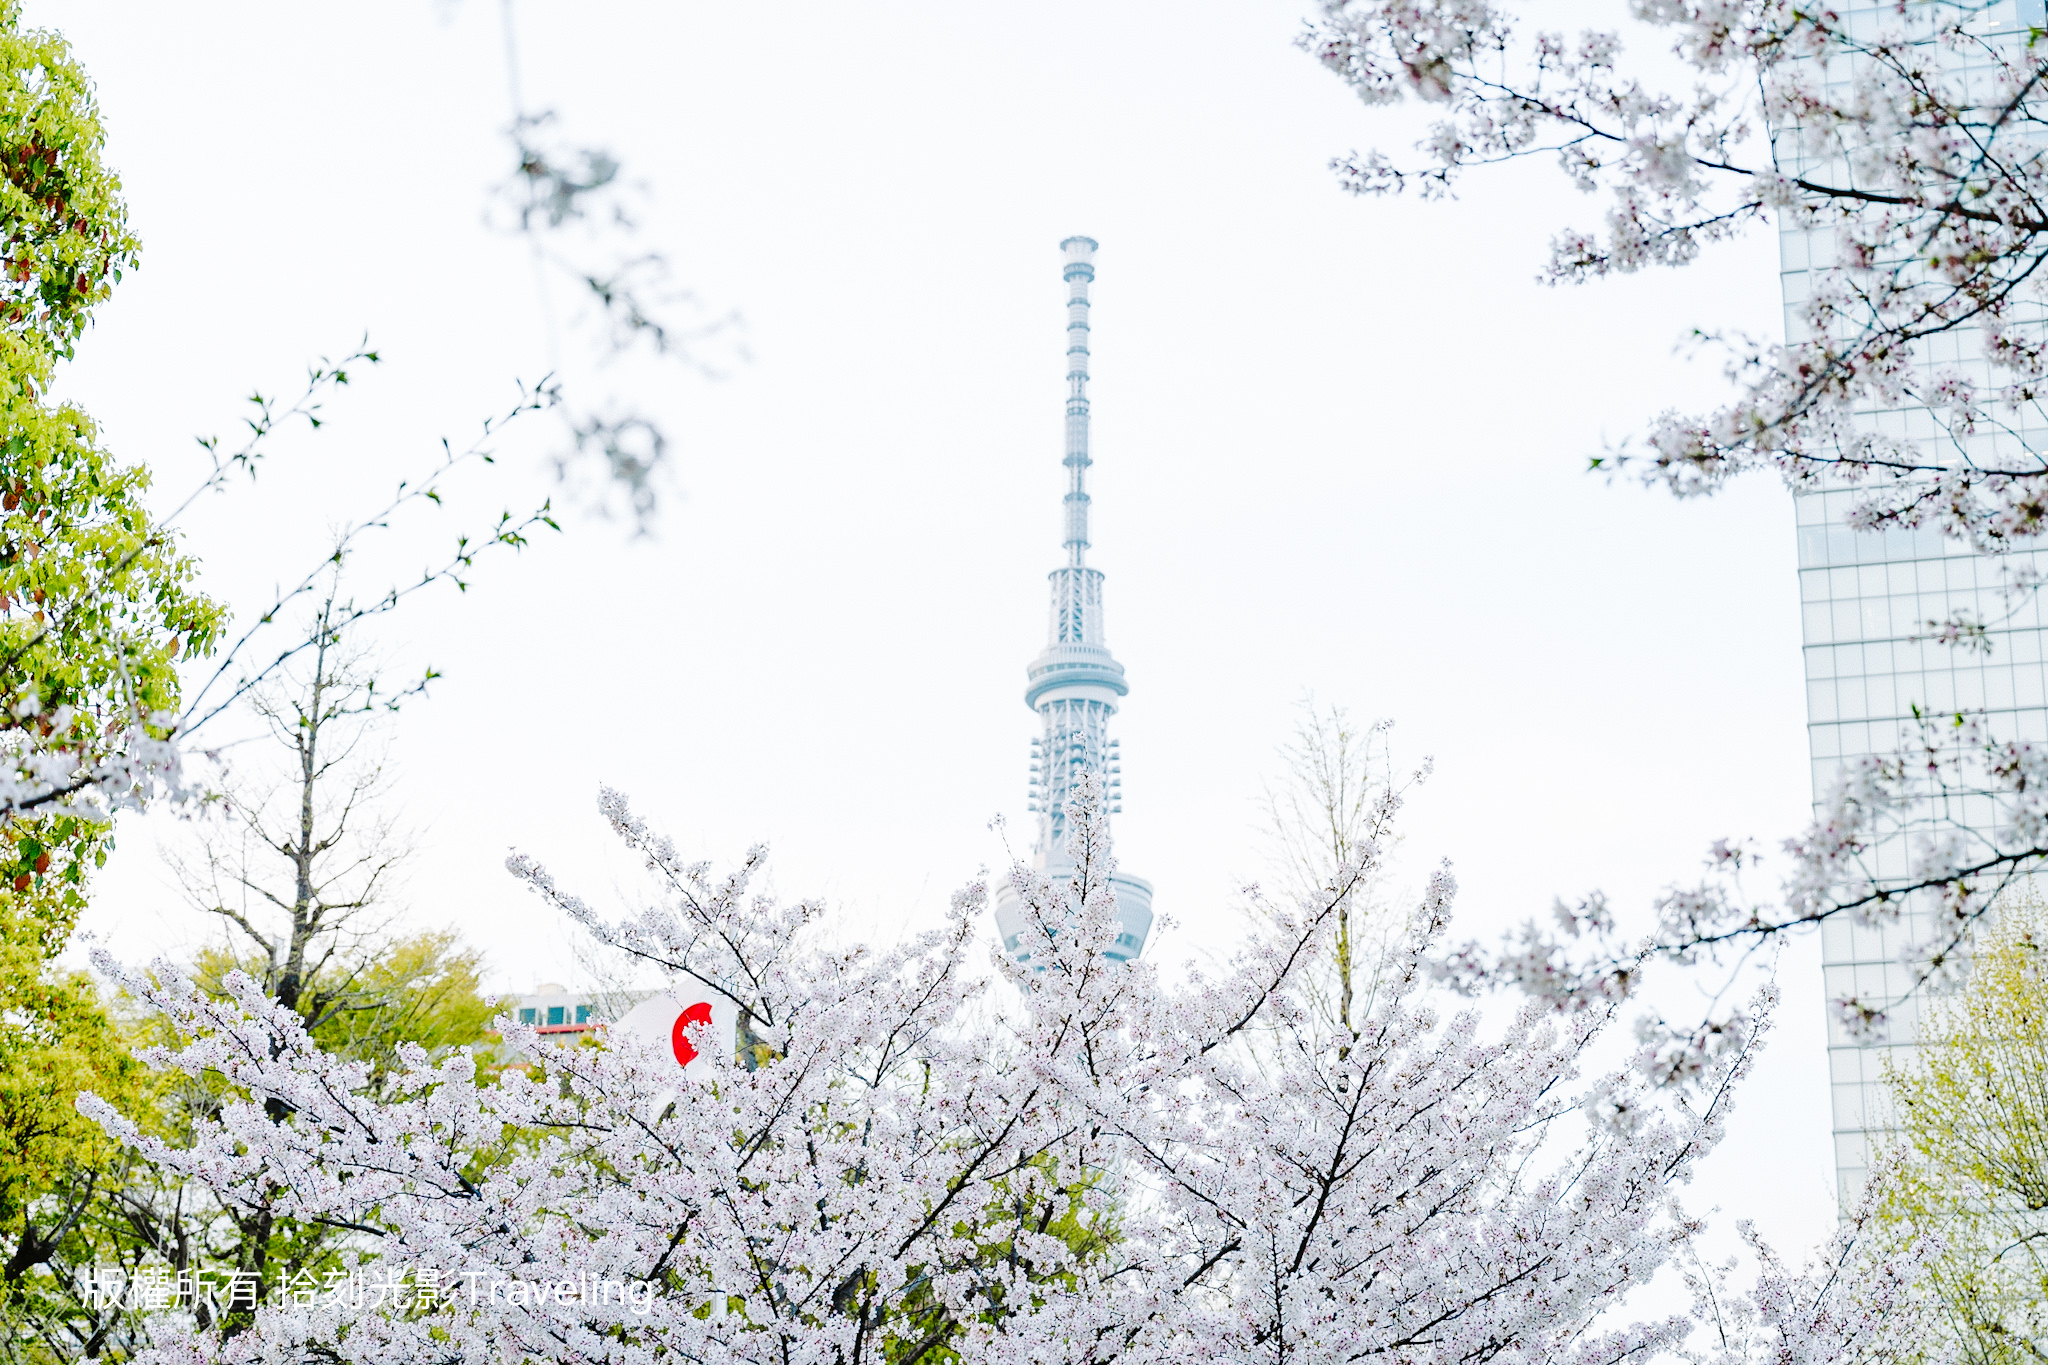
[[1300, 0, 2048, 1024], [74, 779, 1931, 1365]]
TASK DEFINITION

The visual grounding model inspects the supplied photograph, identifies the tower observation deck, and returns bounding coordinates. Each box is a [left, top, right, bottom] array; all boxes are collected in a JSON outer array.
[[992, 237, 1155, 965]]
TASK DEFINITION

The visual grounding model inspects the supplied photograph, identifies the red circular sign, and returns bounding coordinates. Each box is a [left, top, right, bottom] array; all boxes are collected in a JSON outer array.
[[670, 1001, 714, 1066]]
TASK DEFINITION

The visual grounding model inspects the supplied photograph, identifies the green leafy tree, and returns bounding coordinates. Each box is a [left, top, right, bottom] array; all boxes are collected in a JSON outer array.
[[0, 6, 220, 1358], [193, 929, 492, 1094], [0, 0, 221, 834], [1875, 890, 2048, 1365], [0, 855, 159, 1364]]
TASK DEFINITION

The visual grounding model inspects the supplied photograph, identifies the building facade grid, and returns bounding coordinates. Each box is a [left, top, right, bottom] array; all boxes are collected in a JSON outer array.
[[1781, 1, 2048, 1199]]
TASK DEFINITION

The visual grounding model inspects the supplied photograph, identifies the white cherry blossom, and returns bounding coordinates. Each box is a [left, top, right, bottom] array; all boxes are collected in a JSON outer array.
[[83, 778, 1935, 1365]]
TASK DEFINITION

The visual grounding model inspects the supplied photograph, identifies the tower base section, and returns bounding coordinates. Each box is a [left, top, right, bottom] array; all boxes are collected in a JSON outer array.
[[992, 870, 1154, 968]]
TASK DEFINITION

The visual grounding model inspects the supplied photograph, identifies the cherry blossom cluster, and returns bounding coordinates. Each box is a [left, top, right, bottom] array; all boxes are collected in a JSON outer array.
[[83, 777, 1934, 1365], [0, 704, 186, 825], [1303, 0, 2048, 552], [1677, 1204, 1935, 1365]]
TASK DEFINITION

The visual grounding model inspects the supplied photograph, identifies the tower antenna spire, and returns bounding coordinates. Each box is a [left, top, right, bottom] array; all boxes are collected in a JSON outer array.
[[992, 237, 1155, 967], [1061, 236, 1096, 569]]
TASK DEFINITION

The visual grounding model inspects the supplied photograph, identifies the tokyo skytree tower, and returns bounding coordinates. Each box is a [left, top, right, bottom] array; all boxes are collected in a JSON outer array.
[[992, 236, 1155, 965]]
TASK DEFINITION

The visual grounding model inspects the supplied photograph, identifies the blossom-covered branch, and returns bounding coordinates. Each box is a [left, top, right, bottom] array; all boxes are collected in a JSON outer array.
[[1304, 0, 2048, 551], [1442, 697, 2048, 1037]]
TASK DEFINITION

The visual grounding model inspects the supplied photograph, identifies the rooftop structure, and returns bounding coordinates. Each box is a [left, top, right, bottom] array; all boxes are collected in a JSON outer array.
[[992, 237, 1154, 965], [513, 982, 601, 1039]]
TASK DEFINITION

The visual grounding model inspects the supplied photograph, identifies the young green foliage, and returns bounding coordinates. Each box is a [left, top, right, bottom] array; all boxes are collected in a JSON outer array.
[[882, 1152, 1118, 1365], [1877, 890, 2048, 1365], [193, 929, 494, 1094]]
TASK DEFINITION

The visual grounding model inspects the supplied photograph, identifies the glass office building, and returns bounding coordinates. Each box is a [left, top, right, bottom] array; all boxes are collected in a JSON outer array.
[[1794, 493, 2048, 1200], [1783, 0, 2048, 1202]]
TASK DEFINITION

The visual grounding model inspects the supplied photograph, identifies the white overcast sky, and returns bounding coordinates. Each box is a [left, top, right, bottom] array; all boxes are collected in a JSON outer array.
[[38, 2, 1829, 1251]]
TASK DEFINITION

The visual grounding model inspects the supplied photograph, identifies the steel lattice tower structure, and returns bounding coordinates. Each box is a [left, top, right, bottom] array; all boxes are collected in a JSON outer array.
[[992, 237, 1155, 965]]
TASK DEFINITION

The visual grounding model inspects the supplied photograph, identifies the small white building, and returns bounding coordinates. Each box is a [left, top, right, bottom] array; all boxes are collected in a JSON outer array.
[[513, 983, 599, 1038]]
